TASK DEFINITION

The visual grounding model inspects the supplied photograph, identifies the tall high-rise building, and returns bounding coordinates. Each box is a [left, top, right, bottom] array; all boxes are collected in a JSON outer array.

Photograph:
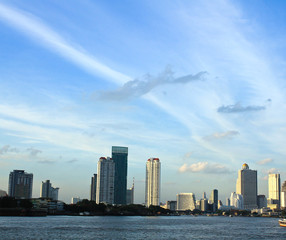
[[40, 180, 59, 200], [176, 193, 196, 211], [145, 158, 161, 207], [112, 146, 128, 205], [90, 174, 97, 201], [236, 163, 257, 209], [8, 170, 33, 199], [210, 189, 218, 211], [96, 157, 115, 204], [281, 181, 286, 209], [268, 173, 281, 209]]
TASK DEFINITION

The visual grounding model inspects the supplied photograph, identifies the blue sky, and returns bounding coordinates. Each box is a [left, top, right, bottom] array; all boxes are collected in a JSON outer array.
[[0, 0, 285, 204]]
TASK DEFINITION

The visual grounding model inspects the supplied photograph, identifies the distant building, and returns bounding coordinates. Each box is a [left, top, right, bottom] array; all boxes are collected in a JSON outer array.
[[71, 197, 81, 204], [126, 180, 134, 205], [40, 180, 59, 200], [176, 193, 196, 211], [200, 199, 208, 212], [230, 192, 244, 209], [257, 195, 267, 209], [0, 190, 7, 197], [8, 170, 33, 199], [112, 146, 128, 205], [218, 200, 223, 209], [281, 181, 286, 209], [268, 173, 280, 209], [236, 163, 257, 209], [209, 189, 218, 212], [90, 174, 97, 201], [226, 198, 230, 207], [145, 158, 161, 207], [96, 157, 115, 204], [166, 201, 177, 211]]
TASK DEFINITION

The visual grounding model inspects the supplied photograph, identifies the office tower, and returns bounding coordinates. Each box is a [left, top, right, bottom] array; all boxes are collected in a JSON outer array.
[[200, 199, 208, 212], [145, 158, 161, 207], [268, 173, 281, 209], [226, 198, 230, 206], [90, 174, 97, 201], [176, 193, 196, 211], [96, 157, 115, 204], [126, 180, 134, 205], [281, 181, 286, 209], [257, 195, 267, 209], [230, 192, 244, 209], [40, 180, 59, 200], [8, 170, 33, 199], [236, 163, 257, 209], [112, 146, 128, 204], [166, 201, 177, 211], [202, 192, 206, 199], [210, 189, 218, 211]]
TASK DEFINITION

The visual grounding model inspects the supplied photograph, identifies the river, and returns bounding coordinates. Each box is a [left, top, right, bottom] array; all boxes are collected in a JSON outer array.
[[0, 215, 284, 239]]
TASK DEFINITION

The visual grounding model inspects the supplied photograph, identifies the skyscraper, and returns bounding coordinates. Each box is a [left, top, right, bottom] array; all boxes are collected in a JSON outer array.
[[210, 189, 218, 211], [8, 170, 33, 199], [145, 158, 161, 207], [236, 163, 257, 209], [90, 174, 97, 201], [176, 193, 196, 211], [268, 173, 281, 209], [96, 157, 115, 204], [40, 180, 59, 200], [112, 146, 128, 205], [281, 181, 286, 209]]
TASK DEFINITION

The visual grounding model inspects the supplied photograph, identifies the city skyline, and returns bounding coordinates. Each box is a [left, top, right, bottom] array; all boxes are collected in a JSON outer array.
[[0, 1, 286, 203]]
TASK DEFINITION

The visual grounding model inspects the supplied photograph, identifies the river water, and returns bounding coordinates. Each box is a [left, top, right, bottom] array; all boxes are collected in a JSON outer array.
[[0, 215, 284, 239]]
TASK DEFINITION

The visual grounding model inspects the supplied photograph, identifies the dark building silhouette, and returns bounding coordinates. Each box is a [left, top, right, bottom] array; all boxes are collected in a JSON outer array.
[[8, 170, 33, 199], [112, 146, 128, 204]]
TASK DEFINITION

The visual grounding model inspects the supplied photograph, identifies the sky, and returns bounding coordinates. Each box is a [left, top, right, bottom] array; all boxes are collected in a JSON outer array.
[[0, 0, 286, 204]]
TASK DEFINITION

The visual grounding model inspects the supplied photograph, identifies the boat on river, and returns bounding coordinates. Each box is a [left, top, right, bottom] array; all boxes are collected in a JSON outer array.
[[278, 219, 286, 227]]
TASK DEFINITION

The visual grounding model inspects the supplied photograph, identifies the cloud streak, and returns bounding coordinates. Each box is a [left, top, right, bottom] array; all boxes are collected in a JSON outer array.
[[0, 3, 130, 84], [97, 67, 207, 101], [204, 130, 239, 141], [178, 162, 231, 174], [257, 158, 273, 165], [217, 103, 266, 113]]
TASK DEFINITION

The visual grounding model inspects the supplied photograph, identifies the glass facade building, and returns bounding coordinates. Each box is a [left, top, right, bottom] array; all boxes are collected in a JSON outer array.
[[112, 146, 128, 204]]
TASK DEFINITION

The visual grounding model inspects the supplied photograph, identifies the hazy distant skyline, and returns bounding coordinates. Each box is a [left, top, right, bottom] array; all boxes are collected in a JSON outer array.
[[0, 0, 285, 203]]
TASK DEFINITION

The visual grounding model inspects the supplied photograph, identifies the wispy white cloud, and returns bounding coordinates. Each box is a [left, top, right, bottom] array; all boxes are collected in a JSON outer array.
[[257, 158, 273, 165], [0, 3, 131, 84], [204, 130, 239, 141], [178, 162, 231, 174]]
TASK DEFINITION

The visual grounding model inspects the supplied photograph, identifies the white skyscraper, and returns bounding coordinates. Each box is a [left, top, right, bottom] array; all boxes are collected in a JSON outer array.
[[96, 157, 115, 204], [230, 192, 244, 209], [236, 163, 257, 209], [281, 181, 286, 209], [40, 180, 59, 200], [176, 193, 196, 211], [145, 158, 161, 207], [268, 173, 281, 208]]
